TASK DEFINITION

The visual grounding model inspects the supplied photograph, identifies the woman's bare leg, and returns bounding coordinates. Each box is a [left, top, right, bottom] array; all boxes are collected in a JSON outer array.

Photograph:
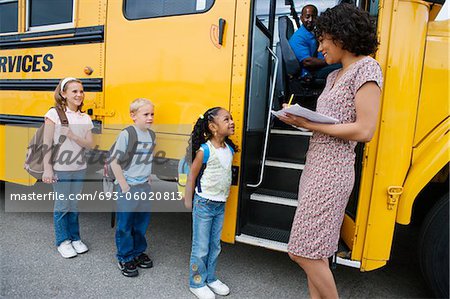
[[307, 277, 321, 299], [289, 253, 338, 299]]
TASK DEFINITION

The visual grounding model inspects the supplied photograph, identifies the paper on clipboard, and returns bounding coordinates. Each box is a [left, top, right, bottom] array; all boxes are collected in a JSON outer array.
[[271, 104, 339, 124]]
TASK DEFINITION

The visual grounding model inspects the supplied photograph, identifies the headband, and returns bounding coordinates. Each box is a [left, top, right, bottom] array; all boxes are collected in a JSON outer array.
[[60, 77, 77, 92]]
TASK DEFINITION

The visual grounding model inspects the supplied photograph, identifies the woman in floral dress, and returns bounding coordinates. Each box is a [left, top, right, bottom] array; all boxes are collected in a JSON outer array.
[[277, 4, 383, 298]]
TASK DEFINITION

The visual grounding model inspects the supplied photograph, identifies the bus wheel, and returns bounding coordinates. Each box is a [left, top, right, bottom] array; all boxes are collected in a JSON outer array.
[[418, 193, 449, 298]]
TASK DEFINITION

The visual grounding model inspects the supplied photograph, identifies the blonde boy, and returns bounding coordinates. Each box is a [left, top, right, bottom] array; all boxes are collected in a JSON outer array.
[[110, 98, 155, 277]]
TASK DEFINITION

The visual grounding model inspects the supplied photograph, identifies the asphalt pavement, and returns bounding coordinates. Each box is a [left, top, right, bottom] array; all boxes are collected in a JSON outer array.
[[1, 178, 432, 298]]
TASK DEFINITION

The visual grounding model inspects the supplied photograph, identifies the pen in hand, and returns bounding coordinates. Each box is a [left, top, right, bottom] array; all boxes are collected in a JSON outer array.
[[287, 94, 294, 107]]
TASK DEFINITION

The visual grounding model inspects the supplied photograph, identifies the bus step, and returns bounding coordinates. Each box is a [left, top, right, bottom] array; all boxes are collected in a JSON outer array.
[[333, 252, 361, 269], [265, 160, 304, 170], [330, 241, 360, 269], [270, 129, 313, 136], [255, 188, 297, 199], [259, 165, 301, 194], [240, 223, 290, 244], [235, 233, 288, 252], [267, 132, 310, 164], [250, 193, 297, 207], [247, 199, 296, 231]]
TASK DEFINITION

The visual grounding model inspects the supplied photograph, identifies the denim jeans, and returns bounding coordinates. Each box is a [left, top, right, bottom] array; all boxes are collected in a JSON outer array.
[[189, 194, 225, 288], [53, 169, 86, 246], [115, 183, 151, 263]]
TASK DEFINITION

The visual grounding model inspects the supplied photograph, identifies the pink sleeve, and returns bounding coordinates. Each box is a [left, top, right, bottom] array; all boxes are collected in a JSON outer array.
[[44, 108, 58, 124], [354, 59, 383, 92]]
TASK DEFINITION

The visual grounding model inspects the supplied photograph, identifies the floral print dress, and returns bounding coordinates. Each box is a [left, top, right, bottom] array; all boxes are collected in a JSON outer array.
[[287, 56, 383, 259]]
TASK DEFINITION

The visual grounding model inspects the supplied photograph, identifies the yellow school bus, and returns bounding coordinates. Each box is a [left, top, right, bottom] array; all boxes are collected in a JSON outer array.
[[0, 0, 448, 296]]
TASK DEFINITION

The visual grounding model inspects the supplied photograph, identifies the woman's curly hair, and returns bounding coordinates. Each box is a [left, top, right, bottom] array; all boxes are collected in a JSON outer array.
[[185, 107, 238, 164], [315, 3, 378, 56]]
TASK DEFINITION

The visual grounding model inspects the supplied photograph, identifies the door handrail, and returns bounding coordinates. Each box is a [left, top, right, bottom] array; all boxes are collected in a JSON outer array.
[[247, 46, 278, 188]]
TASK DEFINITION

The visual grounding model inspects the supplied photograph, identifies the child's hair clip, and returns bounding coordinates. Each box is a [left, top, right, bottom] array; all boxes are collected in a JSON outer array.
[[199, 114, 204, 119]]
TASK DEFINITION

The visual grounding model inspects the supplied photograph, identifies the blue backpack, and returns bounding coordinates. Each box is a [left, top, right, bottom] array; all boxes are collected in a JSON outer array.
[[177, 144, 210, 194], [177, 143, 234, 194]]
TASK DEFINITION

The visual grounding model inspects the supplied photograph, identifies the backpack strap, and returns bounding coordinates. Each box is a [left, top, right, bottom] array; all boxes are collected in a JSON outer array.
[[225, 142, 235, 155], [120, 126, 138, 171], [195, 143, 210, 193], [148, 129, 156, 154], [54, 106, 69, 144], [120, 127, 156, 171], [200, 143, 210, 164]]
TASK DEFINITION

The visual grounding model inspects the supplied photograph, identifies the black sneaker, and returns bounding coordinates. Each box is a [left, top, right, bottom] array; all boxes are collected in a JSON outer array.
[[118, 261, 139, 277], [134, 253, 153, 269]]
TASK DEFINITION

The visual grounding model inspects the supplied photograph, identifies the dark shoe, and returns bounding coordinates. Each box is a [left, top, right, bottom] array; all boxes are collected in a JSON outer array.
[[118, 261, 139, 277], [134, 253, 153, 269]]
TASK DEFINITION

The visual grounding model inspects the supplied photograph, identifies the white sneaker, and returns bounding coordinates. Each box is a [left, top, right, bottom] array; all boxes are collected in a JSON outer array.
[[189, 286, 215, 299], [207, 280, 230, 296], [57, 240, 77, 258], [71, 240, 88, 254]]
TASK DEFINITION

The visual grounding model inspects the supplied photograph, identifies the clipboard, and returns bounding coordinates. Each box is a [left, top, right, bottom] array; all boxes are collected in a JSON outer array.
[[271, 104, 339, 124]]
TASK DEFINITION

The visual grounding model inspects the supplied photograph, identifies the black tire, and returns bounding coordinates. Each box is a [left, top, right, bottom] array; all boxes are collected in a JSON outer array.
[[418, 194, 449, 298]]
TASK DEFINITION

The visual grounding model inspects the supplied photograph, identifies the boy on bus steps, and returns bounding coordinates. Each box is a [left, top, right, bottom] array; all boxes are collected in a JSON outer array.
[[184, 107, 237, 299], [110, 98, 155, 277]]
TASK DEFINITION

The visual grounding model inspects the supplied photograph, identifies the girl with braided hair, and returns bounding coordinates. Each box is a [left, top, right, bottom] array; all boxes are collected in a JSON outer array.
[[184, 107, 237, 299]]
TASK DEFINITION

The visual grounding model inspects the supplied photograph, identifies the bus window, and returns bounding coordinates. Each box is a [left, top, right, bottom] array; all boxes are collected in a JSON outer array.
[[27, 0, 74, 30], [254, 0, 271, 29], [436, 0, 449, 20], [124, 0, 215, 20], [368, 0, 380, 17], [0, 0, 18, 34]]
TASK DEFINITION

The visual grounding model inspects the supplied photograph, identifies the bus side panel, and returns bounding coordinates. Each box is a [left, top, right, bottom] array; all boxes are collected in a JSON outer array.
[[222, 0, 252, 243], [76, 0, 107, 28], [361, 1, 430, 271], [103, 1, 237, 130], [0, 0, 107, 185], [413, 20, 449, 146], [0, 124, 34, 185], [0, 126, 5, 183], [349, 0, 395, 261], [397, 119, 449, 224]]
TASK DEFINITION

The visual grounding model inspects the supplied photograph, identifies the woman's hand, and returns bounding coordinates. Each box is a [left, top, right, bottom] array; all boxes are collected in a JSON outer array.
[[42, 169, 55, 184], [279, 103, 312, 130], [277, 113, 312, 130]]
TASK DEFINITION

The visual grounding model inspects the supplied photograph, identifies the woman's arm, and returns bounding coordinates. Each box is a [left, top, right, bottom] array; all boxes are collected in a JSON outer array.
[[184, 150, 204, 209], [278, 82, 381, 142]]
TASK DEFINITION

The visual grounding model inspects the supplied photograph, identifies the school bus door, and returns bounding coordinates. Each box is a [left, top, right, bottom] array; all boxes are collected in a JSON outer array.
[[103, 1, 237, 144]]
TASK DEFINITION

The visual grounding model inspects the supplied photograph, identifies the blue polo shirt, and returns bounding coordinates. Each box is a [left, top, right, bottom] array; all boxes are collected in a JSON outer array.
[[288, 25, 325, 77]]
